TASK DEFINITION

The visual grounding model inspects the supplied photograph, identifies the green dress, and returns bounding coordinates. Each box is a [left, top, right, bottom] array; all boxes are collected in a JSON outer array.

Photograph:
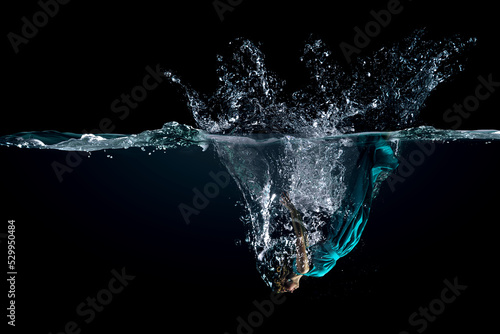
[[293, 135, 399, 277]]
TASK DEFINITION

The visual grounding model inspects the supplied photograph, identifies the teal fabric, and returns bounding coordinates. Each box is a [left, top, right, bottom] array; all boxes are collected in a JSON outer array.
[[293, 135, 398, 277]]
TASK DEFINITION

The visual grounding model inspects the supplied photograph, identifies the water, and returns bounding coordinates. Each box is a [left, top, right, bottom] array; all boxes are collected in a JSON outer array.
[[1, 29, 498, 290]]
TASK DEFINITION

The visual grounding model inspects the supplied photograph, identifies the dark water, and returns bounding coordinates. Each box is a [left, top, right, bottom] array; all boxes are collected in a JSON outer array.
[[1, 123, 499, 290], [1, 136, 498, 333]]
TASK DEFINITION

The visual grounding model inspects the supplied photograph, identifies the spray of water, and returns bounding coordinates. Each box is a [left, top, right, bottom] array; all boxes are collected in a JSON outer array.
[[169, 29, 476, 137], [1, 29, 495, 290]]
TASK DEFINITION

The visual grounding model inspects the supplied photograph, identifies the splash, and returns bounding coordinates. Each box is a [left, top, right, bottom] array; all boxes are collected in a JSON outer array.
[[1, 29, 481, 151], [0, 29, 497, 290], [0, 122, 205, 151], [1, 123, 498, 151], [169, 29, 477, 136]]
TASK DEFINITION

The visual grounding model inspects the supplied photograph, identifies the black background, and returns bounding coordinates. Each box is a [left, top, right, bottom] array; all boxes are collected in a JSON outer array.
[[2, 0, 500, 333]]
